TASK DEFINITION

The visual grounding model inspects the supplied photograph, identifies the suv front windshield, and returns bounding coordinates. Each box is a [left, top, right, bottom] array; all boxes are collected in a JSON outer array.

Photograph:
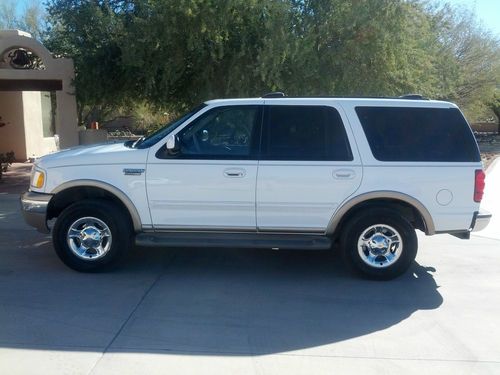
[[132, 104, 206, 149]]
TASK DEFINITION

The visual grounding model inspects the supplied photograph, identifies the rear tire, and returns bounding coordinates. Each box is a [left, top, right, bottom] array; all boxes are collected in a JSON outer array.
[[52, 199, 132, 272], [341, 208, 417, 280]]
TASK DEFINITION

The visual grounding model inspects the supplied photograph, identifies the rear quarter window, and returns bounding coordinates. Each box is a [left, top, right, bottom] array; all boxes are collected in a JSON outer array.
[[355, 106, 480, 162]]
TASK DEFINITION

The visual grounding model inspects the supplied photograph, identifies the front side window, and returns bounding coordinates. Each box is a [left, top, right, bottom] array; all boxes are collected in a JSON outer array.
[[160, 105, 261, 159], [261, 105, 353, 161], [135, 104, 206, 149]]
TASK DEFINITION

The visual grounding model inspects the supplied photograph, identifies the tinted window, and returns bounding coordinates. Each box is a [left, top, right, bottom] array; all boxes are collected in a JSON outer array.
[[136, 104, 206, 149], [158, 105, 261, 159], [261, 106, 353, 161], [356, 107, 480, 162]]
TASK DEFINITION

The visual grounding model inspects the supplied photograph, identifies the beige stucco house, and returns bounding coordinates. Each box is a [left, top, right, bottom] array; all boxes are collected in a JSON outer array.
[[0, 30, 78, 161]]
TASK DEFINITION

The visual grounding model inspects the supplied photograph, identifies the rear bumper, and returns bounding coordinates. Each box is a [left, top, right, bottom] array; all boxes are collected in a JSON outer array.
[[437, 210, 492, 239], [20, 191, 52, 233], [471, 210, 492, 232]]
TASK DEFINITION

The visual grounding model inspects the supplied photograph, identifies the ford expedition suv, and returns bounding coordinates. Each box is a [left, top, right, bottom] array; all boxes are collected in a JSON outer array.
[[20, 94, 491, 279]]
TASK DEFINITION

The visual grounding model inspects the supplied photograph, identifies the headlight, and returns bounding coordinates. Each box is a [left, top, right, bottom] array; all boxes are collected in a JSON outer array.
[[31, 168, 46, 189]]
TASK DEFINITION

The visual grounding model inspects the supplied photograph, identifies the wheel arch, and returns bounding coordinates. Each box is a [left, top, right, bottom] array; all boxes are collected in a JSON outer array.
[[48, 180, 142, 232], [327, 191, 435, 237]]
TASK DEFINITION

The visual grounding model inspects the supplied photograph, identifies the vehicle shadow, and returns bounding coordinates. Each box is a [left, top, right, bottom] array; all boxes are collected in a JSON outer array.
[[112, 247, 442, 354], [0, 233, 443, 355]]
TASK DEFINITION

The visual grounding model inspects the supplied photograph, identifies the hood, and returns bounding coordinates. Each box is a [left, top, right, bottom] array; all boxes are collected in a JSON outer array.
[[37, 142, 148, 169]]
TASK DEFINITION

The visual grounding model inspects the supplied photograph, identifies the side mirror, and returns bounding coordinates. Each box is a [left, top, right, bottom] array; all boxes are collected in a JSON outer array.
[[166, 134, 180, 155]]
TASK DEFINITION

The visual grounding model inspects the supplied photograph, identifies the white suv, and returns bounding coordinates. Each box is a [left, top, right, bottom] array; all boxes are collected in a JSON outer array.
[[21, 94, 491, 279]]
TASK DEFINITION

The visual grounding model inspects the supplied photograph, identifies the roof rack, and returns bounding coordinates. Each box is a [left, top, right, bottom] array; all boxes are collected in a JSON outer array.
[[398, 94, 428, 100], [262, 92, 286, 98], [260, 93, 429, 100]]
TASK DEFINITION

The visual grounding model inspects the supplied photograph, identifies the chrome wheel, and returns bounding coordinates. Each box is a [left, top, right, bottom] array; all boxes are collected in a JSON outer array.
[[67, 216, 112, 260], [357, 224, 403, 268]]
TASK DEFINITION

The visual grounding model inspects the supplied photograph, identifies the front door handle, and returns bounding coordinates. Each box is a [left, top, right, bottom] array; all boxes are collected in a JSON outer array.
[[224, 168, 246, 178]]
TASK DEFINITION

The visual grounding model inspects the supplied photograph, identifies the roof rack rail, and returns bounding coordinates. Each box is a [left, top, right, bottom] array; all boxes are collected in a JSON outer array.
[[399, 94, 428, 100], [262, 92, 286, 98]]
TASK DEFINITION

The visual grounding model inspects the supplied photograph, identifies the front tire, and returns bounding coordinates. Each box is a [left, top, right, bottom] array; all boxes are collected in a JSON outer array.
[[341, 208, 418, 280], [52, 199, 132, 272]]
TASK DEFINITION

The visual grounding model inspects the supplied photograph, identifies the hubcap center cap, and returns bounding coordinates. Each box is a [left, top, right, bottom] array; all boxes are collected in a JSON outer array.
[[81, 227, 101, 248], [369, 234, 389, 255]]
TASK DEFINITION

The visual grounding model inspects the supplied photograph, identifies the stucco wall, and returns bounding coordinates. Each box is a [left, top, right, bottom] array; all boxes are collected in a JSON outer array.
[[0, 91, 27, 160], [22, 91, 58, 159], [0, 30, 79, 154], [0, 91, 58, 160]]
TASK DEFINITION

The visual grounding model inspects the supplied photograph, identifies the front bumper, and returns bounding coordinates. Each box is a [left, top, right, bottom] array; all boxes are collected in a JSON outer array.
[[471, 210, 492, 232], [20, 191, 52, 233]]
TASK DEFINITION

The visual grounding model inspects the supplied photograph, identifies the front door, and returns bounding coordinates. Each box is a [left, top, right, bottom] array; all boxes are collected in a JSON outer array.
[[147, 105, 262, 230], [256, 103, 362, 232]]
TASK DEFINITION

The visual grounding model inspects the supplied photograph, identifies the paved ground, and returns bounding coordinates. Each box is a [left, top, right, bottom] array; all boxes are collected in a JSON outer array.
[[0, 163, 32, 194], [0, 161, 499, 374]]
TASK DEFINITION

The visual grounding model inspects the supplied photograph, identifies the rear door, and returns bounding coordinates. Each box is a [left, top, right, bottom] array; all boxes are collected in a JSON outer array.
[[256, 102, 362, 232]]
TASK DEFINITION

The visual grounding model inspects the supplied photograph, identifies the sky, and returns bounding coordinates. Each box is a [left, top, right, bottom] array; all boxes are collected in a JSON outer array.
[[13, 0, 500, 37]]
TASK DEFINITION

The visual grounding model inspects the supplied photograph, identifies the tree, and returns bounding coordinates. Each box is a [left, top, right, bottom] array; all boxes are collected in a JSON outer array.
[[44, 0, 500, 125], [0, 0, 17, 30], [489, 91, 500, 132], [428, 3, 500, 122], [282, 0, 447, 96], [45, 0, 292, 123], [0, 0, 46, 40]]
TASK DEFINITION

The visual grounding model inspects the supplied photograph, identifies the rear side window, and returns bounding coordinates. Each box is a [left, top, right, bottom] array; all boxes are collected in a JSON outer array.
[[262, 105, 353, 161], [356, 107, 480, 162]]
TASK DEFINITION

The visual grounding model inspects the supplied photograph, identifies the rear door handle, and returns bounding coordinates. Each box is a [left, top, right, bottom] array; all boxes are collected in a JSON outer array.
[[224, 168, 246, 178], [333, 169, 355, 179]]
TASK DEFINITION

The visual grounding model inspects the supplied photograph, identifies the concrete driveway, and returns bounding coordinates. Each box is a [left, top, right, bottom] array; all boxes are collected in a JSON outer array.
[[0, 162, 499, 374]]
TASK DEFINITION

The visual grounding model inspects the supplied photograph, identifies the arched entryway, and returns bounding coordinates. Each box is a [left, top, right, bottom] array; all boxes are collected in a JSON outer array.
[[0, 29, 78, 161]]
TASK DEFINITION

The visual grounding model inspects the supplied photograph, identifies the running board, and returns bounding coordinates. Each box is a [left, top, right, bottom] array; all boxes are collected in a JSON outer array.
[[135, 232, 332, 250]]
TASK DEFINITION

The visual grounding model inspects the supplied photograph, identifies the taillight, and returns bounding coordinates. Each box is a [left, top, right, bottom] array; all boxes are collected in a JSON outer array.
[[474, 169, 486, 203]]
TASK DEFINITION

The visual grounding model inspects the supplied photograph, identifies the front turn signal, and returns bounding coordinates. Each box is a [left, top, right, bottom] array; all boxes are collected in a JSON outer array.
[[32, 169, 45, 188]]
